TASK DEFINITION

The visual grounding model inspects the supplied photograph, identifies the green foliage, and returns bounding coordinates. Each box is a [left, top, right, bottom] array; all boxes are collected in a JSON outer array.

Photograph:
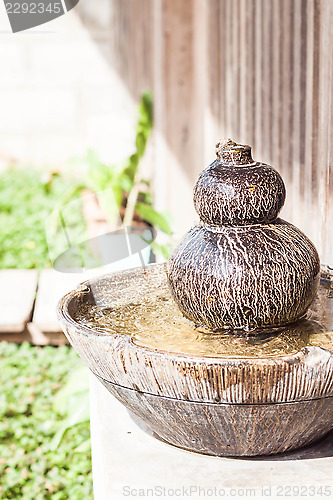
[[135, 203, 173, 235], [149, 241, 174, 260], [84, 150, 125, 221], [0, 342, 92, 500], [51, 367, 90, 451], [123, 90, 153, 183], [81, 91, 153, 210], [0, 170, 86, 269]]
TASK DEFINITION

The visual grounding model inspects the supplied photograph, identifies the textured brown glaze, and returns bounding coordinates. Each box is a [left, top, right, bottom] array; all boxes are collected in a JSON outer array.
[[195, 140, 286, 226], [167, 139, 320, 331], [100, 377, 333, 457], [167, 220, 320, 330], [57, 264, 333, 456]]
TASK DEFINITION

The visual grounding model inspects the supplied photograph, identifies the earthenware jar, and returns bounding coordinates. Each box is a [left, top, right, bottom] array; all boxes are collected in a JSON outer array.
[[167, 139, 321, 331]]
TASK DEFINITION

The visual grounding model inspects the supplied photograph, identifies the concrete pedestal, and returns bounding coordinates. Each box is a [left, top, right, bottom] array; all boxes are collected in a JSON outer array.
[[89, 374, 333, 500]]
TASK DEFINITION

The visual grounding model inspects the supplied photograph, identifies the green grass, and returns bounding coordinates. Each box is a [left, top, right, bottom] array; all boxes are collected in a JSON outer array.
[[0, 168, 86, 269], [0, 342, 92, 500]]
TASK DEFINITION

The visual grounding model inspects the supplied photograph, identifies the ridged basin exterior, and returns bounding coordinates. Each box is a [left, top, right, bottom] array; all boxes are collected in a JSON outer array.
[[99, 378, 333, 457]]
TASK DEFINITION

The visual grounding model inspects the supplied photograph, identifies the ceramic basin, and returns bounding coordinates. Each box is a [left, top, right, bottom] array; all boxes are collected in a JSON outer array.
[[57, 264, 333, 456]]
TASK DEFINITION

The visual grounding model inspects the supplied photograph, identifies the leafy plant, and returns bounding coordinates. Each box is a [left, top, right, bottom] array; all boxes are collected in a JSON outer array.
[[75, 91, 174, 257], [0, 342, 92, 499]]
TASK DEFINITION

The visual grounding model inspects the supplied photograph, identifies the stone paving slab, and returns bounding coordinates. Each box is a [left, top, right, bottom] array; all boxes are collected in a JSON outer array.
[[89, 374, 333, 500], [0, 269, 38, 332], [0, 327, 69, 346], [33, 269, 84, 333]]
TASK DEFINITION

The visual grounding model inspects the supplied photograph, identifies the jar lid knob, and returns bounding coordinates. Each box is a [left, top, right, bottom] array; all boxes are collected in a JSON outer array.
[[215, 138, 254, 166]]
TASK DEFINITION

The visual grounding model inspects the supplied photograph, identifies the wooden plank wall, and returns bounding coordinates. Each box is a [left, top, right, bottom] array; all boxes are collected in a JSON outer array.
[[201, 0, 333, 266], [109, 0, 333, 263], [109, 0, 154, 100]]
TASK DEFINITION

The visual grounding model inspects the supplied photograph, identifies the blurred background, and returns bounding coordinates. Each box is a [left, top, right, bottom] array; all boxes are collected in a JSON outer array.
[[0, 0, 332, 256], [0, 0, 332, 498]]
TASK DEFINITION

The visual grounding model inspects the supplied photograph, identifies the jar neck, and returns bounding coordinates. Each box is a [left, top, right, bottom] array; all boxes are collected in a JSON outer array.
[[216, 139, 255, 166]]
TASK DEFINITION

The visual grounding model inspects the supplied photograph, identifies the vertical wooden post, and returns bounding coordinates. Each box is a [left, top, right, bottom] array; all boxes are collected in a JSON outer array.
[[152, 0, 208, 235], [318, 0, 333, 263]]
